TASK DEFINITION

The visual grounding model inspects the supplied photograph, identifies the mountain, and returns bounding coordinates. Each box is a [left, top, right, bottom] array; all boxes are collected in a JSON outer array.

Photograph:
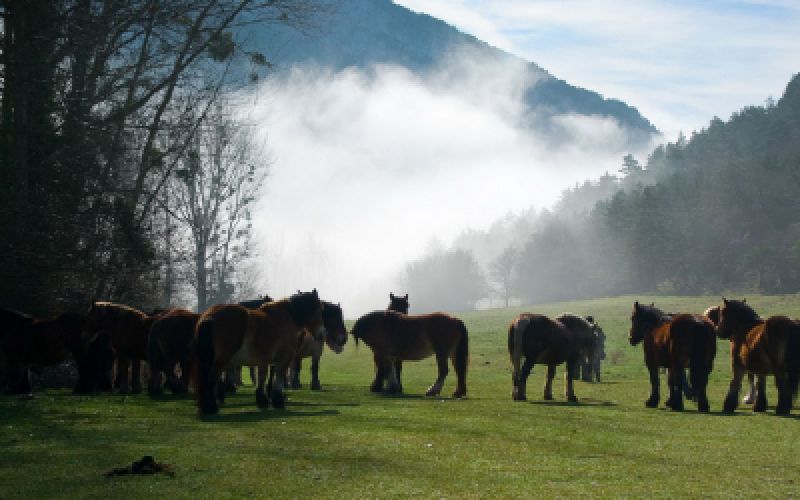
[[247, 0, 658, 145]]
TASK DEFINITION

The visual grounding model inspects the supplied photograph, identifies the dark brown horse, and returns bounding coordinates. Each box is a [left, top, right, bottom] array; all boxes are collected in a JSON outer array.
[[193, 290, 324, 415], [388, 293, 409, 314], [629, 302, 716, 412], [0, 310, 85, 394], [147, 308, 199, 396], [351, 310, 468, 398], [288, 301, 348, 390], [579, 316, 606, 383], [83, 302, 156, 394], [717, 298, 800, 415], [509, 313, 595, 402]]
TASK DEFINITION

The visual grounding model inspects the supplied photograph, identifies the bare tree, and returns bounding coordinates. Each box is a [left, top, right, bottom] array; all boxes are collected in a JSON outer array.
[[489, 246, 518, 308], [168, 102, 266, 311]]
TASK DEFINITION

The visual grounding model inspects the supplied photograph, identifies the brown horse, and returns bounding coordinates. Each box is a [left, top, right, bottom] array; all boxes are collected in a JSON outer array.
[[629, 302, 716, 412], [288, 301, 348, 390], [193, 290, 324, 415], [147, 308, 199, 396], [0, 310, 85, 394], [351, 310, 468, 398], [509, 313, 595, 402], [83, 302, 156, 394], [717, 298, 800, 415]]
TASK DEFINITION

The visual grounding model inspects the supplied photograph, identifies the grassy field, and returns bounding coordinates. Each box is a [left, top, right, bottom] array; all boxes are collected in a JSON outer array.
[[2, 295, 800, 498]]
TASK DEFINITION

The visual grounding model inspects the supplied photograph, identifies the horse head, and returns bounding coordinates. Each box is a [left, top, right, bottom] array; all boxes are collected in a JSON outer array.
[[630, 301, 665, 346], [717, 297, 758, 340], [388, 293, 409, 314], [289, 289, 324, 340], [321, 302, 348, 354]]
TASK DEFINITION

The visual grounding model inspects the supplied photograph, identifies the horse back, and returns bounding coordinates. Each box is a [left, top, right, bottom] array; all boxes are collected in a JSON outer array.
[[664, 314, 717, 365], [512, 313, 572, 365], [199, 304, 250, 367], [151, 309, 198, 360], [741, 315, 797, 373], [393, 313, 463, 360]]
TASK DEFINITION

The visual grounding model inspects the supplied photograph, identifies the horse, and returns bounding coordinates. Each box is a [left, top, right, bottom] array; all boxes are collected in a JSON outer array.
[[628, 302, 716, 412], [288, 301, 348, 390], [388, 293, 409, 314], [578, 316, 606, 383], [509, 313, 595, 402], [0, 310, 85, 394], [147, 308, 199, 396], [193, 290, 324, 415], [717, 298, 800, 415], [704, 304, 758, 405], [351, 310, 468, 398], [83, 302, 156, 394]]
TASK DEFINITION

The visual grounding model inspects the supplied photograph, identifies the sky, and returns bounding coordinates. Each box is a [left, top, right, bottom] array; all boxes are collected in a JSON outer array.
[[393, 0, 800, 138], [246, 1, 800, 314]]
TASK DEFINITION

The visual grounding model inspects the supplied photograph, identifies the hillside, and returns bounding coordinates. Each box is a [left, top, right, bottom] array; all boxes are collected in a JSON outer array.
[[248, 0, 658, 145]]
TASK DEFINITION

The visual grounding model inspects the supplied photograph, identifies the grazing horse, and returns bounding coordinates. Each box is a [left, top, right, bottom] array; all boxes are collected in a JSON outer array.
[[0, 310, 85, 394], [629, 302, 716, 412], [193, 290, 324, 415], [579, 316, 606, 383], [351, 310, 468, 398], [717, 298, 800, 415], [83, 302, 155, 394], [509, 313, 595, 402], [288, 301, 348, 390], [147, 309, 199, 396]]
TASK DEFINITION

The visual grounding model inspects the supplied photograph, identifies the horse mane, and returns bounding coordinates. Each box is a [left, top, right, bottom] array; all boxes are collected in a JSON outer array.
[[92, 301, 147, 319], [635, 303, 668, 323], [725, 299, 760, 322], [286, 290, 321, 327]]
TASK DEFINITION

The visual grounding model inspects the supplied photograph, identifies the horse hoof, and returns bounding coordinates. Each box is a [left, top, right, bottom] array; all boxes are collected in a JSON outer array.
[[697, 401, 710, 413], [256, 392, 269, 409], [775, 407, 791, 416], [543, 395, 554, 401], [425, 388, 441, 397], [271, 392, 286, 409], [452, 390, 466, 399], [311, 382, 322, 391], [567, 396, 578, 404], [753, 405, 767, 413], [369, 385, 383, 393], [512, 394, 527, 401], [645, 399, 658, 408]]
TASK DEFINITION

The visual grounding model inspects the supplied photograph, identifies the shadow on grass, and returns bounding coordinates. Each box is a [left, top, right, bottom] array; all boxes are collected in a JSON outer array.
[[528, 398, 616, 407], [201, 408, 340, 423]]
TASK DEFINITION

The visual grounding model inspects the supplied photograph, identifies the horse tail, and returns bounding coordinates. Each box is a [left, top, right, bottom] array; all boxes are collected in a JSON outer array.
[[508, 319, 524, 381], [194, 317, 217, 414], [350, 316, 364, 347], [787, 322, 800, 399], [688, 318, 715, 404]]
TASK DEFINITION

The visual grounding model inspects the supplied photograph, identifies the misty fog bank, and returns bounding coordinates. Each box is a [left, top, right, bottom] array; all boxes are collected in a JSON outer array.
[[242, 52, 657, 316]]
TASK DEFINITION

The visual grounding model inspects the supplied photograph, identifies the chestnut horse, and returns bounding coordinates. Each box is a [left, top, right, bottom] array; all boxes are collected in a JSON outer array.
[[83, 302, 157, 394], [0, 310, 85, 394], [193, 290, 324, 415], [629, 302, 716, 412], [509, 313, 595, 402], [717, 298, 800, 415], [351, 310, 468, 398], [288, 301, 348, 390], [147, 308, 199, 396]]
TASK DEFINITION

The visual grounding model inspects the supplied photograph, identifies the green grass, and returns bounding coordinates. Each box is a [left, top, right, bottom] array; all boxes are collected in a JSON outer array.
[[2, 294, 800, 498]]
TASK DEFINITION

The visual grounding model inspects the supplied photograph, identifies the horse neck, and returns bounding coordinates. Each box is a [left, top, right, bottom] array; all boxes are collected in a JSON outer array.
[[727, 314, 762, 340]]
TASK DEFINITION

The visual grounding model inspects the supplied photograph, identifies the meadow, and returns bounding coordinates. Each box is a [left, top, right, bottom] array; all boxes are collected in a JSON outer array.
[[2, 295, 799, 498]]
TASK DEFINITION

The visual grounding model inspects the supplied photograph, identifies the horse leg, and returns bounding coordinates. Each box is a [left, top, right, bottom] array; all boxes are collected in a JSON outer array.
[[565, 361, 578, 403], [680, 368, 694, 401], [248, 366, 257, 386], [271, 360, 290, 409], [645, 365, 660, 408], [290, 357, 302, 389], [395, 360, 403, 394], [370, 354, 385, 393], [384, 359, 401, 394], [426, 352, 449, 397], [513, 358, 534, 401], [116, 356, 131, 394], [723, 363, 745, 413], [131, 360, 142, 394], [773, 372, 793, 415], [689, 360, 711, 413], [751, 374, 768, 412], [666, 367, 684, 412], [593, 358, 602, 383], [742, 373, 756, 404], [310, 356, 322, 391], [255, 364, 269, 409], [543, 364, 555, 401], [217, 369, 227, 405]]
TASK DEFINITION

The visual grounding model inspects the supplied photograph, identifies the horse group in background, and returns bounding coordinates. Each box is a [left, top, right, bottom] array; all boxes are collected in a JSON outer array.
[[627, 299, 800, 415]]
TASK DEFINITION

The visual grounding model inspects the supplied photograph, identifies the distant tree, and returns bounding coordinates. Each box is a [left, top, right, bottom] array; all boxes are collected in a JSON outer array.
[[619, 154, 643, 177], [489, 247, 518, 308], [402, 249, 488, 312]]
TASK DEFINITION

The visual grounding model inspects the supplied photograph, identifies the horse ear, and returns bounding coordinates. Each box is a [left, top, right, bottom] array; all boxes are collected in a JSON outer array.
[[742, 297, 747, 304], [722, 297, 728, 306], [312, 288, 318, 298], [634, 301, 639, 310], [649, 302, 654, 307], [390, 293, 395, 300], [403, 294, 408, 300]]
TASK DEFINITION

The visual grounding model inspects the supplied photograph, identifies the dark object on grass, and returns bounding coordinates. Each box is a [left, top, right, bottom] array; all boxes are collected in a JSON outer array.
[[105, 456, 174, 477]]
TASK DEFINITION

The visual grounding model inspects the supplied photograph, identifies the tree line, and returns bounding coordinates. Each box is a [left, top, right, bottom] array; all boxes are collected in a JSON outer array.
[[404, 74, 800, 310]]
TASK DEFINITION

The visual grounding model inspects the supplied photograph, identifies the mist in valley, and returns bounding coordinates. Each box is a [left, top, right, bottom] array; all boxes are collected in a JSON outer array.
[[241, 49, 656, 316]]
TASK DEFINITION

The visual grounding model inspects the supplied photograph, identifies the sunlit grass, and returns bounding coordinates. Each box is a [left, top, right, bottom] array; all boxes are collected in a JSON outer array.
[[2, 294, 799, 498]]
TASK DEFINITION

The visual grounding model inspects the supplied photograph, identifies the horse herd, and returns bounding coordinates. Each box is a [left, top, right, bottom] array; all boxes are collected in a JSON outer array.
[[1, 293, 798, 416]]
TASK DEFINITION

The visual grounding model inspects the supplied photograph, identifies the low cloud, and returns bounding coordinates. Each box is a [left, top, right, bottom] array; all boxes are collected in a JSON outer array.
[[242, 50, 651, 316]]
